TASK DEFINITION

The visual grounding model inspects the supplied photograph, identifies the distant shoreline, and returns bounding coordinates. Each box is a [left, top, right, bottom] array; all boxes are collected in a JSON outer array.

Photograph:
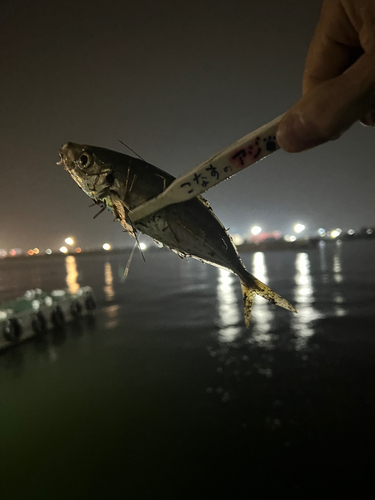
[[1, 236, 374, 263]]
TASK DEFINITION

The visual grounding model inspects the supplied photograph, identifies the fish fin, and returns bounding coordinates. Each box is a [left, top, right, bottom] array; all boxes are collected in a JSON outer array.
[[198, 196, 213, 211], [253, 277, 297, 313], [120, 241, 138, 283], [241, 283, 257, 328], [152, 238, 163, 248], [241, 277, 297, 328]]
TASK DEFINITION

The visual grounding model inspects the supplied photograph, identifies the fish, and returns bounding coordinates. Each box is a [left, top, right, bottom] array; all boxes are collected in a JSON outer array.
[[58, 142, 297, 326]]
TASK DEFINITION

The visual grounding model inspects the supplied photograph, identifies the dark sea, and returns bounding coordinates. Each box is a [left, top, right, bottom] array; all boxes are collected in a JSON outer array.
[[1, 240, 375, 498]]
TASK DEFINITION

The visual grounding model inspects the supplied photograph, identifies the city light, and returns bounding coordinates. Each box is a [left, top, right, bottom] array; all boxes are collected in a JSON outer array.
[[251, 226, 262, 235], [284, 235, 296, 242], [330, 229, 342, 239], [232, 234, 244, 245], [294, 223, 305, 234], [3, 223, 371, 259]]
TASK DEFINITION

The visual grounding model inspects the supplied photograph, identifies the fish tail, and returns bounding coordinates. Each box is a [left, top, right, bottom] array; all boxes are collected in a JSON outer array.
[[240, 283, 257, 328], [241, 277, 297, 328]]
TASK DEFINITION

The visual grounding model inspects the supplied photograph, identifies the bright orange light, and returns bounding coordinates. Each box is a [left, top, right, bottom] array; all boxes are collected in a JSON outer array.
[[75, 247, 82, 253], [28, 249, 34, 256]]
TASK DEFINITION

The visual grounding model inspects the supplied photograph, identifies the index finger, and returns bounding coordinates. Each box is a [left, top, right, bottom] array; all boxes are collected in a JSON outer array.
[[303, 0, 361, 94]]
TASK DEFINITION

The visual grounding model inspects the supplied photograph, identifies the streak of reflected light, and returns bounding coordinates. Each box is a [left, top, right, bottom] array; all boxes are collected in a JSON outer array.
[[333, 241, 343, 283], [103, 261, 118, 327], [250, 252, 274, 347], [65, 255, 79, 294], [216, 268, 242, 342], [293, 252, 321, 349], [104, 261, 115, 301], [333, 241, 345, 316], [319, 240, 327, 273], [48, 345, 58, 363], [104, 304, 120, 329]]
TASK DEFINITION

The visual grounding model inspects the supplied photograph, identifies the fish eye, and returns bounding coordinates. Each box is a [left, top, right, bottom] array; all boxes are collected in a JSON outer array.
[[79, 152, 91, 168], [106, 173, 115, 185]]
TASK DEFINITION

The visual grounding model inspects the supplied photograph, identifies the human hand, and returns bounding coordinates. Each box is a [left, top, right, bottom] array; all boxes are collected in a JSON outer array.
[[276, 0, 375, 152]]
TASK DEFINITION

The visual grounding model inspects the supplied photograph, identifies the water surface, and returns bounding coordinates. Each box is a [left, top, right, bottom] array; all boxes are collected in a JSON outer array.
[[1, 241, 375, 498]]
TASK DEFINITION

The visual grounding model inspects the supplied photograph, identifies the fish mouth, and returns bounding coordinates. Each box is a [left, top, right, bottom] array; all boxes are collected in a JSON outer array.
[[56, 152, 66, 167], [57, 142, 82, 171]]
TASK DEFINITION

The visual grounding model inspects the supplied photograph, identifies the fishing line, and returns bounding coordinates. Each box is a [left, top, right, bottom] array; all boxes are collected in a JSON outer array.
[[119, 140, 145, 162]]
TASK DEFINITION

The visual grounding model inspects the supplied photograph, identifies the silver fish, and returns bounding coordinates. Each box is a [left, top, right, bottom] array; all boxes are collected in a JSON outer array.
[[59, 142, 297, 326]]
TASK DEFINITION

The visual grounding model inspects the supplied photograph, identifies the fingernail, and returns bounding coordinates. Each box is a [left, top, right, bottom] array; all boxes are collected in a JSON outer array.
[[276, 114, 322, 153]]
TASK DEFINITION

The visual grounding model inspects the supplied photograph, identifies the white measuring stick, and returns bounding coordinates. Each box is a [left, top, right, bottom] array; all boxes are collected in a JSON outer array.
[[129, 113, 285, 222]]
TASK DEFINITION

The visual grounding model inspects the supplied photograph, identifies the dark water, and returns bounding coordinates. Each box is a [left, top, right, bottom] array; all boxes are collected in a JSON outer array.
[[1, 241, 375, 498]]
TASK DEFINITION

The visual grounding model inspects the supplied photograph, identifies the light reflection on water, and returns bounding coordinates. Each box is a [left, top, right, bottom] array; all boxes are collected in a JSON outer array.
[[333, 240, 343, 283], [65, 255, 79, 294], [251, 252, 274, 347], [104, 303, 120, 329], [333, 241, 345, 316], [103, 261, 118, 328], [292, 252, 322, 349], [103, 261, 115, 301], [47, 244, 353, 347], [319, 240, 328, 273], [216, 268, 242, 342]]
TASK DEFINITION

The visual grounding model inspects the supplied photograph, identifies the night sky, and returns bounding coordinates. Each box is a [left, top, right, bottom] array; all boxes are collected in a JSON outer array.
[[1, 0, 374, 252]]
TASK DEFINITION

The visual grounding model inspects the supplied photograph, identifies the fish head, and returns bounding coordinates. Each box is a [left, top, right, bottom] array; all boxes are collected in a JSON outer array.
[[58, 142, 114, 201], [59, 142, 175, 210]]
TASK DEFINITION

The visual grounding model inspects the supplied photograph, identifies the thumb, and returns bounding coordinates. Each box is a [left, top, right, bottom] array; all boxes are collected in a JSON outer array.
[[276, 53, 375, 152]]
